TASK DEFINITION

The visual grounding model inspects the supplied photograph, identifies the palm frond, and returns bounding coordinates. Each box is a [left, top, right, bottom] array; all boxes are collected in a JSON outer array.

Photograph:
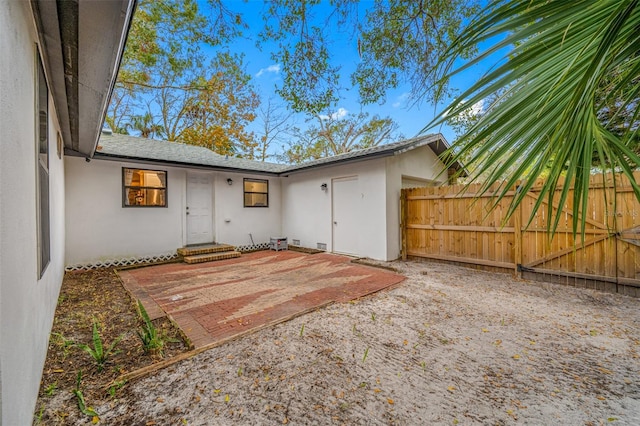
[[428, 0, 640, 236]]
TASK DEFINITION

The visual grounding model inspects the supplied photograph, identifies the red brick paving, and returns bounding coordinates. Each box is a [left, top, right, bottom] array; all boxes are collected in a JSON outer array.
[[117, 251, 405, 348]]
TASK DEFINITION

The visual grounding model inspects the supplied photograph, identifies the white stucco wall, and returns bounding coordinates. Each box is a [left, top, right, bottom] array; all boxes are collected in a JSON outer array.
[[214, 173, 282, 247], [0, 3, 67, 423], [281, 159, 388, 260], [65, 158, 186, 265], [65, 159, 283, 265], [385, 146, 448, 260]]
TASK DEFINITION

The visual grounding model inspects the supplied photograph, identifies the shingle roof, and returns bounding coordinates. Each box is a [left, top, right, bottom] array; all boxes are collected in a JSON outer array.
[[95, 133, 285, 174], [93, 132, 456, 175], [279, 134, 448, 174]]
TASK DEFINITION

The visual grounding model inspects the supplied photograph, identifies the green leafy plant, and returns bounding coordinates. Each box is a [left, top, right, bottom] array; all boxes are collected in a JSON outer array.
[[33, 404, 45, 425], [137, 300, 164, 356], [52, 332, 74, 359], [44, 381, 57, 397], [73, 370, 99, 419], [76, 319, 123, 372], [429, 0, 640, 237], [362, 347, 370, 362], [108, 380, 127, 398]]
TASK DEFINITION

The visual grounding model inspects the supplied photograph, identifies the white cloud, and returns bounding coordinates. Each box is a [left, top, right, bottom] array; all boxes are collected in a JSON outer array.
[[443, 99, 485, 119], [256, 64, 281, 77], [392, 92, 410, 108], [469, 99, 484, 115], [319, 107, 348, 120]]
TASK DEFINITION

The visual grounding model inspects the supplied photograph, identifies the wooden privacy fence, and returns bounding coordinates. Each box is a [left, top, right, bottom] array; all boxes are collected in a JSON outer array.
[[401, 172, 640, 296]]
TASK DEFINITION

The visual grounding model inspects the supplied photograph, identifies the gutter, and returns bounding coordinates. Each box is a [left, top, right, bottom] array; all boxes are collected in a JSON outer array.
[[279, 149, 401, 176], [87, 151, 282, 177], [78, 133, 464, 178], [88, 0, 138, 159]]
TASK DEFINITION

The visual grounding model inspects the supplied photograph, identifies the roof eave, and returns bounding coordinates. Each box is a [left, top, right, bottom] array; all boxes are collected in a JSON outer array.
[[281, 134, 442, 175], [89, 151, 282, 177], [31, 0, 137, 157], [280, 149, 398, 176]]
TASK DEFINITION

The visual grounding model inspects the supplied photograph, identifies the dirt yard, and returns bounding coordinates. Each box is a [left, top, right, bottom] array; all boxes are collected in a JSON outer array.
[[36, 259, 640, 425]]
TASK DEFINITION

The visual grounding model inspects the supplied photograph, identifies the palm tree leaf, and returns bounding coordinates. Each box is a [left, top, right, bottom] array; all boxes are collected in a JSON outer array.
[[427, 0, 640, 237]]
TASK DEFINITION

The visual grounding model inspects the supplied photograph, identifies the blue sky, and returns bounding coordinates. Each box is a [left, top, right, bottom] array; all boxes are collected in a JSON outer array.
[[199, 1, 496, 156]]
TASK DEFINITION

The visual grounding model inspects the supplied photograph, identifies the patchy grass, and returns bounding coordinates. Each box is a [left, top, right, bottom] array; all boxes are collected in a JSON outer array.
[[35, 268, 189, 424]]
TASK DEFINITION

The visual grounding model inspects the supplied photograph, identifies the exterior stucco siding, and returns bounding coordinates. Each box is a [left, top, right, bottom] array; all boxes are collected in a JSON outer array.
[[0, 3, 66, 423], [65, 157, 186, 265], [281, 159, 388, 260], [65, 158, 283, 266]]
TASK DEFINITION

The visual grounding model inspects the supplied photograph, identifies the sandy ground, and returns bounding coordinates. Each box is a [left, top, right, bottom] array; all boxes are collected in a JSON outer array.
[[51, 259, 640, 425]]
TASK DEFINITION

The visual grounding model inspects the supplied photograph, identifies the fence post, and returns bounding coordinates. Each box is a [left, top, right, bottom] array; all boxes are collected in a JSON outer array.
[[514, 188, 523, 278], [400, 189, 407, 260]]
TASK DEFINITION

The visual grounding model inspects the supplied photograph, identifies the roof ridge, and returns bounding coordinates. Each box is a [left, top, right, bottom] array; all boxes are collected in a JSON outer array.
[[96, 132, 448, 175]]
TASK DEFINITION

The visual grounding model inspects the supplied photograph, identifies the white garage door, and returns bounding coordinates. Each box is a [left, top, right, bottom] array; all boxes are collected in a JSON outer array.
[[332, 176, 359, 256]]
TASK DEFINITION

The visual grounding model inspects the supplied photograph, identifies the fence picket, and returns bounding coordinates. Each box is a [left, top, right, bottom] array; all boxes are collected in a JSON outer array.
[[401, 172, 640, 295]]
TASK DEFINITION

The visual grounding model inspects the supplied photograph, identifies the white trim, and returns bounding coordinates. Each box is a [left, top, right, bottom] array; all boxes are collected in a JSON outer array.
[[65, 252, 178, 271]]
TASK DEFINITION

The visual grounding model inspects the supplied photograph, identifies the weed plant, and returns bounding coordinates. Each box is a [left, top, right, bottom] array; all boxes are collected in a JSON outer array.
[[76, 319, 123, 373]]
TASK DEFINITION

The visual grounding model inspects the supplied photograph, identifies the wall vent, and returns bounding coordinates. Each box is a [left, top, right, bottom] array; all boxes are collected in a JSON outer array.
[[292, 239, 300, 246], [317, 243, 327, 251]]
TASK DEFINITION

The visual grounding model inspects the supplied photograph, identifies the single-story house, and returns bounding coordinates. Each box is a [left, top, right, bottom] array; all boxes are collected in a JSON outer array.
[[0, 1, 135, 423], [0, 1, 459, 422], [64, 131, 459, 269]]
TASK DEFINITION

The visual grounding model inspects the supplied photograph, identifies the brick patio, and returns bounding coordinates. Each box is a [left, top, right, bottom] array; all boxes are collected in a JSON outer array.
[[118, 251, 405, 348]]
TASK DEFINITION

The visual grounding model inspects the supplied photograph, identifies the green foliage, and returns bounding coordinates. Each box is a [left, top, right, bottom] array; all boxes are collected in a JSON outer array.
[[280, 111, 403, 164], [108, 380, 127, 398], [75, 319, 123, 373], [429, 0, 640, 237], [126, 112, 164, 139], [136, 300, 165, 356], [44, 382, 57, 397], [73, 371, 99, 419], [353, 0, 479, 105], [120, 0, 242, 86], [109, 1, 480, 159], [260, 0, 343, 114], [33, 404, 45, 425], [51, 332, 74, 359], [261, 0, 479, 113], [179, 53, 260, 156], [108, 0, 258, 156]]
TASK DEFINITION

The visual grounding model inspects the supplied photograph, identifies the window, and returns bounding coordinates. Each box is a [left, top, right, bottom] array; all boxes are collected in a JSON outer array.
[[36, 51, 50, 278], [123, 168, 167, 207], [243, 178, 268, 207]]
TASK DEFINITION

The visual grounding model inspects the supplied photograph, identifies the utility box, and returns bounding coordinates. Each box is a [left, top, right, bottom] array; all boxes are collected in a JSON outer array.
[[269, 237, 288, 251]]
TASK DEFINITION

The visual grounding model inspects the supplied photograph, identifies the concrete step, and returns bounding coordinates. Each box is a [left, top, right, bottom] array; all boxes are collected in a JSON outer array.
[[177, 243, 236, 257], [183, 251, 242, 264]]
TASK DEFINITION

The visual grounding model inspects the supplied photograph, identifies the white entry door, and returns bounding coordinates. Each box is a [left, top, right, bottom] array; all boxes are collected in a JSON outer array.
[[186, 173, 213, 245], [332, 176, 360, 255]]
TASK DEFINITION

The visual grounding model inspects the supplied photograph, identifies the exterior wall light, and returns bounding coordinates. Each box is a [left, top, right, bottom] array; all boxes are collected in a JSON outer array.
[[227, 178, 233, 185], [320, 183, 328, 191]]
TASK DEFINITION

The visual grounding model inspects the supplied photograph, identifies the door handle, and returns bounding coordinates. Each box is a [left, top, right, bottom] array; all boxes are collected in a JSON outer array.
[[186, 212, 190, 215], [334, 221, 337, 225]]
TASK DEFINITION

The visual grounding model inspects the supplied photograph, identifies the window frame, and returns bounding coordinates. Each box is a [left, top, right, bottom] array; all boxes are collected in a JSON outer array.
[[243, 178, 269, 208], [36, 48, 50, 278], [122, 167, 168, 208]]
